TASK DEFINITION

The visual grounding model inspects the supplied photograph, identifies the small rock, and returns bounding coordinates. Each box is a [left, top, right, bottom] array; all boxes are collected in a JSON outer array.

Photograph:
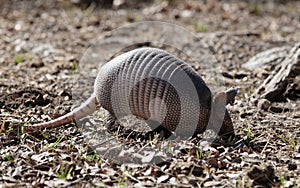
[[30, 61, 44, 68], [180, 10, 193, 18], [113, 0, 125, 9], [247, 165, 279, 187], [269, 106, 285, 113], [258, 99, 271, 111], [209, 157, 219, 168], [14, 40, 33, 53], [288, 163, 297, 170]]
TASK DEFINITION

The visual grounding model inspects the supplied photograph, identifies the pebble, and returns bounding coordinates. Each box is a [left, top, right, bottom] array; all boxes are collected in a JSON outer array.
[[257, 99, 271, 111]]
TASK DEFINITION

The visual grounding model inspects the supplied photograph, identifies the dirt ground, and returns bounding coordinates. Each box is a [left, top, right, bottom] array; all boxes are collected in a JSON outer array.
[[0, 0, 299, 187]]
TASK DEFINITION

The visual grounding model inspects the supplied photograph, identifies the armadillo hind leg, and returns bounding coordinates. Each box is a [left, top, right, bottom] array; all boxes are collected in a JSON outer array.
[[24, 94, 99, 132], [104, 113, 117, 132], [104, 113, 147, 140]]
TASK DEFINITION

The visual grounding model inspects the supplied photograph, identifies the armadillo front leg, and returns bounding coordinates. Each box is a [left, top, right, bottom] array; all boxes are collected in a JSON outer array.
[[144, 120, 173, 140]]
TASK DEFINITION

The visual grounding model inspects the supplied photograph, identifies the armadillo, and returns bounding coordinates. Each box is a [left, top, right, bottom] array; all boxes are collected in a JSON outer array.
[[25, 47, 237, 139]]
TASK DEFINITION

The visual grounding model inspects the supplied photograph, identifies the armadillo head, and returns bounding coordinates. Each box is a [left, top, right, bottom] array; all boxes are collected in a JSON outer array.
[[208, 88, 237, 140]]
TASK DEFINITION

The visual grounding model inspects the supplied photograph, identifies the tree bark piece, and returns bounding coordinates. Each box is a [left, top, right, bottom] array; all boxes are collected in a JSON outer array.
[[256, 42, 300, 102]]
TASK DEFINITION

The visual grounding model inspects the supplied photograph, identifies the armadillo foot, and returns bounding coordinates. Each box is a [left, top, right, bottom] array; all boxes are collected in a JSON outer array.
[[144, 125, 173, 140], [218, 131, 236, 142], [104, 113, 117, 131]]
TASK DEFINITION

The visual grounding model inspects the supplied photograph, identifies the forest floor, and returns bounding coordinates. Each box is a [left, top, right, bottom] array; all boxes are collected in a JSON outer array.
[[0, 0, 299, 187]]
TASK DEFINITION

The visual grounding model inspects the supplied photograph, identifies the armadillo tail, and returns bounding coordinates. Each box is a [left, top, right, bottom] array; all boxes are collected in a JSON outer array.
[[73, 93, 99, 120], [24, 94, 99, 132]]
